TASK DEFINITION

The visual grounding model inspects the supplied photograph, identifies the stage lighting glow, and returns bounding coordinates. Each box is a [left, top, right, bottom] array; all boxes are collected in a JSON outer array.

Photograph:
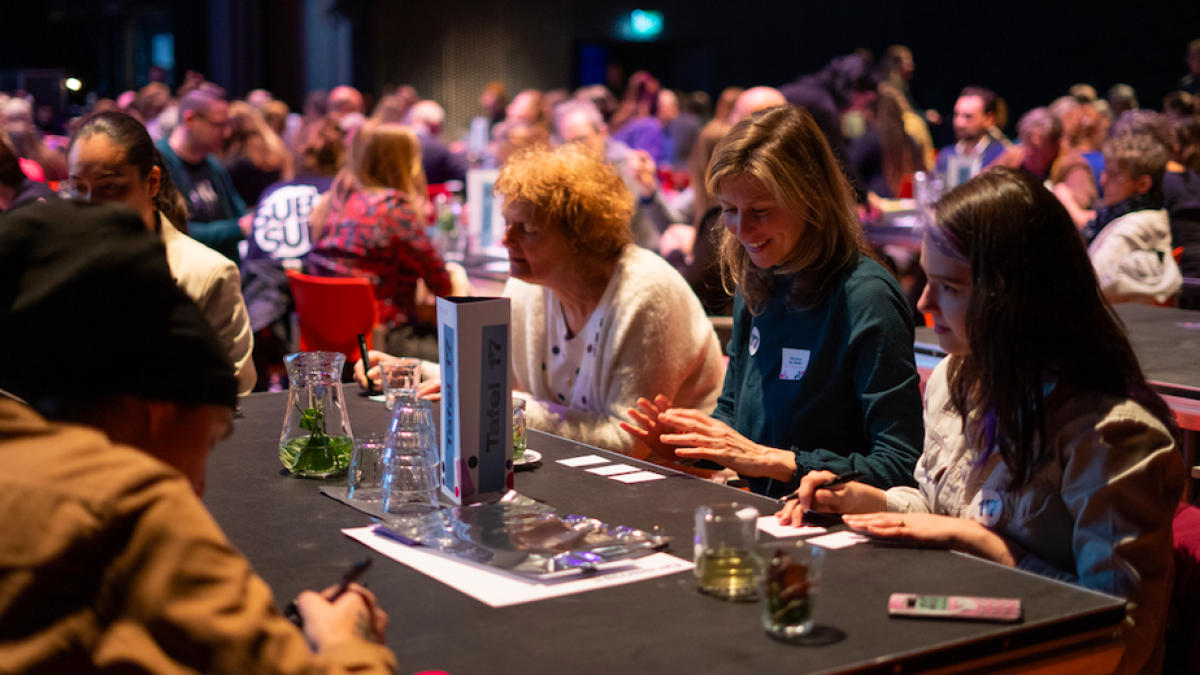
[[630, 10, 663, 39], [65, 78, 82, 92]]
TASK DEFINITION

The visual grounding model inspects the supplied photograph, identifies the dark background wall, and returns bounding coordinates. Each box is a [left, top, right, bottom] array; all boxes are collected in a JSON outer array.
[[2, 0, 1197, 141], [364, 0, 1198, 140]]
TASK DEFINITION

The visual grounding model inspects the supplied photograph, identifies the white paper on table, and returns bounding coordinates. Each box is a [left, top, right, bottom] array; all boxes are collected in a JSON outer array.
[[557, 455, 610, 468], [756, 516, 826, 538], [586, 463, 641, 476], [610, 471, 666, 484], [343, 526, 693, 608], [368, 394, 387, 403], [806, 530, 869, 550]]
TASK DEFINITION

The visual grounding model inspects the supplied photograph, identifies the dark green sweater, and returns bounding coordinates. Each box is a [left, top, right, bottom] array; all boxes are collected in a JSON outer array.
[[713, 257, 923, 497]]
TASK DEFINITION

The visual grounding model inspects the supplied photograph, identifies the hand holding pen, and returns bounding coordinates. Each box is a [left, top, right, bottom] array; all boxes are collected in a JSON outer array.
[[286, 559, 386, 648], [779, 471, 866, 502], [776, 470, 887, 526]]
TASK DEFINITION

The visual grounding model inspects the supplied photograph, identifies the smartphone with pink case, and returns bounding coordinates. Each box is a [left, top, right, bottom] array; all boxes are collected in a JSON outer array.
[[888, 593, 1022, 622]]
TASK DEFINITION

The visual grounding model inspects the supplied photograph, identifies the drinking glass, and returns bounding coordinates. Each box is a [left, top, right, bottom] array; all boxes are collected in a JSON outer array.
[[512, 397, 527, 461], [694, 503, 760, 601], [381, 358, 421, 410], [759, 540, 825, 638], [347, 433, 386, 502], [381, 430, 440, 516]]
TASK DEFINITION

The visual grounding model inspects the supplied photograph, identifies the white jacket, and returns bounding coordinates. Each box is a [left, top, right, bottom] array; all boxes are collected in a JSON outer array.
[[161, 217, 256, 394], [889, 359, 1183, 675], [1088, 208, 1182, 304]]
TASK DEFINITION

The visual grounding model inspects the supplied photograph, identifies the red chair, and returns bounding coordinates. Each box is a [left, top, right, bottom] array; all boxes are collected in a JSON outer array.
[[1165, 502, 1200, 675], [285, 271, 380, 365]]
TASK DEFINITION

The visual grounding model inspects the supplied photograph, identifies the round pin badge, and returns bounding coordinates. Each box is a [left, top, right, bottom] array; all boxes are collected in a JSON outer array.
[[749, 326, 761, 356], [970, 488, 1003, 527]]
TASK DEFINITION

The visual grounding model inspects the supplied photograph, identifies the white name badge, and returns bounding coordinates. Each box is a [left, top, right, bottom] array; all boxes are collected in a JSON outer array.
[[779, 348, 810, 381]]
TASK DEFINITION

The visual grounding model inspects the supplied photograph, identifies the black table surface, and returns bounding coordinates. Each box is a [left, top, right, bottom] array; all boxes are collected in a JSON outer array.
[[916, 303, 1200, 395], [205, 392, 1125, 675]]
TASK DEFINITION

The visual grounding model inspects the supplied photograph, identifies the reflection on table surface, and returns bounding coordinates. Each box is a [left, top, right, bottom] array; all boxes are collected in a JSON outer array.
[[204, 391, 1126, 675]]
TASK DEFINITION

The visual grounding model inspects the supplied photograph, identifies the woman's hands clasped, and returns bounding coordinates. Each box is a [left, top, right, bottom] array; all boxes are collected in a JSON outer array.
[[621, 395, 796, 481]]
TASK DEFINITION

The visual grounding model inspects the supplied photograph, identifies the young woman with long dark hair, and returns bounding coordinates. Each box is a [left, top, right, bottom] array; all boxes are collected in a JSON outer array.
[[781, 167, 1184, 675]]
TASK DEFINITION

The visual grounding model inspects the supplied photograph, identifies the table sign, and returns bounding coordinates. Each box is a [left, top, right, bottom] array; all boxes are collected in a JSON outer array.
[[437, 296, 512, 504]]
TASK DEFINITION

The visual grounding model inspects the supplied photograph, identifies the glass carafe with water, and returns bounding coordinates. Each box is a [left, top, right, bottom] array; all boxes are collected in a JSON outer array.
[[279, 351, 354, 478]]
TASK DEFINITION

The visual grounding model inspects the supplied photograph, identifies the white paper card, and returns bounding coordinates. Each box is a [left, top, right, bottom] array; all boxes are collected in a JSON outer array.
[[557, 455, 610, 468], [756, 516, 826, 538], [343, 526, 692, 607], [806, 531, 869, 550], [610, 471, 666, 484], [586, 464, 641, 476]]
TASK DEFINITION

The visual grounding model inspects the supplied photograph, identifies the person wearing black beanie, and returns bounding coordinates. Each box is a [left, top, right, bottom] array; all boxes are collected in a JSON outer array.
[[0, 200, 396, 673]]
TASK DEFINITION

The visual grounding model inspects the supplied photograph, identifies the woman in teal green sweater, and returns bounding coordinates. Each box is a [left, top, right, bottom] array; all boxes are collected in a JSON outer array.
[[623, 105, 923, 497]]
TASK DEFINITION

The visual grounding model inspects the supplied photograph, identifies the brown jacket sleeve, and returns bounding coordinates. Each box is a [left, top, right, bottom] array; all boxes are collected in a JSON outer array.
[[0, 400, 396, 675], [96, 455, 397, 675]]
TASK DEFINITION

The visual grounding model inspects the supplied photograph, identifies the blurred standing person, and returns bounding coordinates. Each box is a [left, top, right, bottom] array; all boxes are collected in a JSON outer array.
[[880, 45, 940, 126], [849, 85, 925, 200], [157, 85, 249, 265], [307, 120, 451, 359], [1178, 39, 1200, 94], [480, 81, 508, 128], [409, 100, 468, 185], [223, 101, 293, 206]]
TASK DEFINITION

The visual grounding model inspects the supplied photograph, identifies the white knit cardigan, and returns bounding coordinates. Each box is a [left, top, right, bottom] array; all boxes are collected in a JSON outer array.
[[505, 245, 725, 457]]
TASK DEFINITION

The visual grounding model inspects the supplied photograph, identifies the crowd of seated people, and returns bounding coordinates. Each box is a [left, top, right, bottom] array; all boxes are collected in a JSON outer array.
[[3, 35, 1200, 675]]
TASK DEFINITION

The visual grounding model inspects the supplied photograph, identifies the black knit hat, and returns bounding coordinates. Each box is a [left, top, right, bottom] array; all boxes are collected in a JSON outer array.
[[0, 200, 238, 414]]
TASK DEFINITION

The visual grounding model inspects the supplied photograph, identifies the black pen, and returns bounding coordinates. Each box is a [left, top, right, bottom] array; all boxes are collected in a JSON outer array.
[[329, 557, 372, 601], [285, 558, 373, 626], [779, 471, 866, 502], [357, 333, 375, 393]]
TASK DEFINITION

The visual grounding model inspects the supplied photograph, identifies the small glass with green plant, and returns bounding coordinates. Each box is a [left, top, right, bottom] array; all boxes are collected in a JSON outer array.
[[279, 351, 354, 478], [759, 540, 824, 638]]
